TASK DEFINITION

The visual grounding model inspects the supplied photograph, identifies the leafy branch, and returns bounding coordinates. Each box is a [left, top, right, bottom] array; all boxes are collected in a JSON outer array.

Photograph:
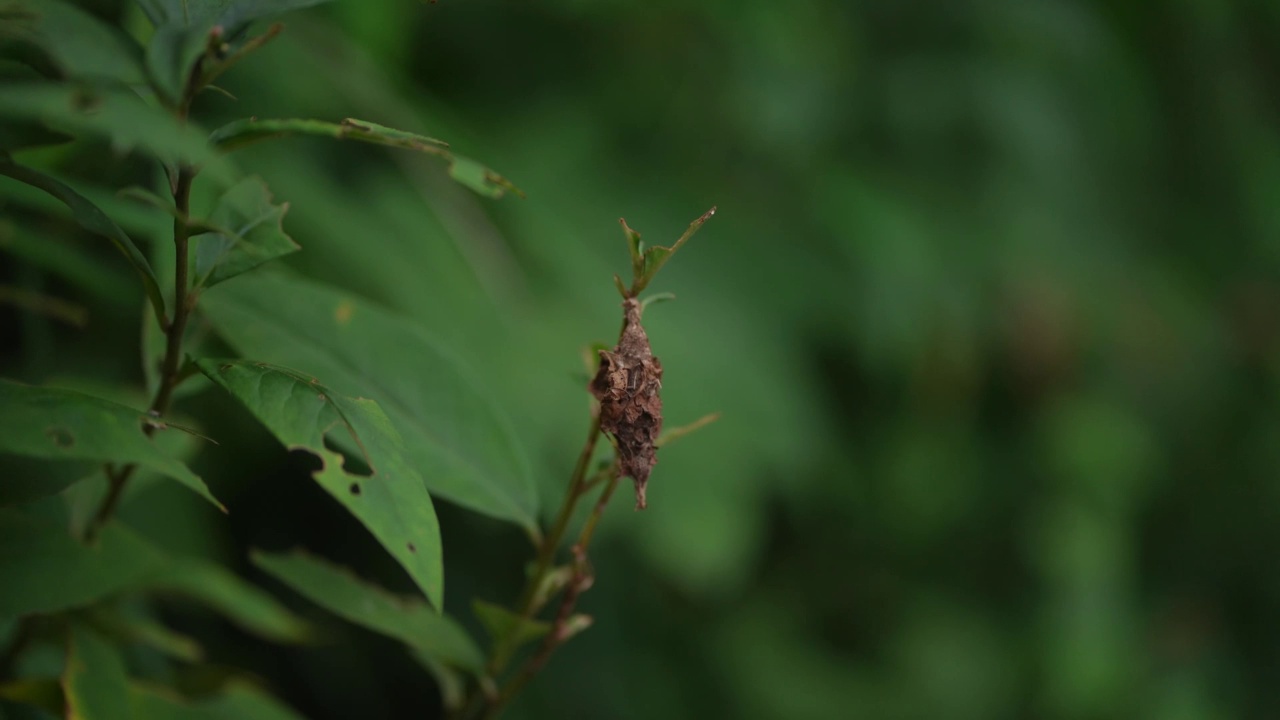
[[86, 38, 207, 539], [454, 208, 718, 719]]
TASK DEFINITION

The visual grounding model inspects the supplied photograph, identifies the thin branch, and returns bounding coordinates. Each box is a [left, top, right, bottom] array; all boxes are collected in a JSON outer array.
[[482, 473, 621, 719], [85, 60, 203, 540]]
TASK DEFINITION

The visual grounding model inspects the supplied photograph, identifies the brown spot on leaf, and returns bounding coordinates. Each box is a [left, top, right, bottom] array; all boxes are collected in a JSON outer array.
[[334, 300, 353, 326], [407, 543, 416, 553], [590, 298, 662, 509]]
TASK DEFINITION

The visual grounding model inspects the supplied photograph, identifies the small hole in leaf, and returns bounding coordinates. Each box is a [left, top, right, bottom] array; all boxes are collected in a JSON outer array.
[[407, 543, 416, 553], [349, 483, 361, 495], [46, 427, 74, 448]]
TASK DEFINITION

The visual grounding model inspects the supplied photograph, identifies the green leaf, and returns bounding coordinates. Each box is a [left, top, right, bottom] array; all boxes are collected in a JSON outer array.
[[195, 359, 444, 605], [148, 560, 309, 643], [0, 379, 224, 512], [62, 624, 133, 720], [0, 509, 165, 619], [0, 222, 136, 309], [208, 117, 522, 198], [620, 217, 643, 276], [193, 177, 298, 289], [128, 682, 305, 720], [472, 599, 549, 649], [0, 84, 218, 169], [145, 24, 208, 106], [253, 550, 482, 671], [208, 117, 445, 152], [135, 0, 334, 32], [86, 608, 203, 662], [0, 159, 166, 325], [3, 0, 145, 84], [0, 677, 64, 715], [621, 207, 715, 292], [0, 457, 94, 507], [0, 504, 307, 642], [409, 652, 465, 711], [444, 155, 521, 199], [198, 274, 537, 530]]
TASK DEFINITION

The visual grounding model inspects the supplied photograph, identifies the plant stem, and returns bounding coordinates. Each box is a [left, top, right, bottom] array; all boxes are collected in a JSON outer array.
[[457, 291, 651, 718], [484, 413, 602, 677], [480, 471, 621, 719], [85, 165, 196, 540]]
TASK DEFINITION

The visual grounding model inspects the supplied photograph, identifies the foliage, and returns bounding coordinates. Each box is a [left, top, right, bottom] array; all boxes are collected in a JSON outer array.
[[0, 1, 712, 718], [5, 1, 1278, 719]]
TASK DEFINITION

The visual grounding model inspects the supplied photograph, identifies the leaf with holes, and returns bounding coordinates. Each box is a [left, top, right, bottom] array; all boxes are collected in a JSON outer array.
[[198, 273, 537, 530], [63, 623, 132, 720], [192, 177, 298, 289], [0, 159, 166, 324], [253, 550, 481, 670], [0, 509, 165, 620], [208, 117, 521, 198], [196, 360, 444, 606], [0, 379, 222, 511]]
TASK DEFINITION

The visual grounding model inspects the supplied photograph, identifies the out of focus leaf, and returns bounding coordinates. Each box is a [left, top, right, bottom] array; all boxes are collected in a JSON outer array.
[[0, 510, 164, 619], [145, 24, 207, 106], [128, 682, 305, 720], [63, 623, 132, 720], [409, 651, 465, 711], [87, 607, 203, 662], [0, 380, 223, 511], [199, 273, 537, 530], [2, 0, 145, 84], [444, 155, 521, 199], [148, 560, 310, 643], [472, 599, 549, 649], [0, 120, 71, 152], [208, 117, 446, 153], [135, 0, 333, 32], [0, 677, 63, 715], [0, 223, 136, 309], [209, 117, 521, 198], [0, 160, 165, 325], [196, 360, 444, 606], [253, 550, 482, 670], [0, 84, 216, 168], [193, 177, 298, 289]]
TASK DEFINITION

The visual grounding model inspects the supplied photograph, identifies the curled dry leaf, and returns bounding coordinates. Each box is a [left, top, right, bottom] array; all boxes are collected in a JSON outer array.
[[589, 298, 663, 508]]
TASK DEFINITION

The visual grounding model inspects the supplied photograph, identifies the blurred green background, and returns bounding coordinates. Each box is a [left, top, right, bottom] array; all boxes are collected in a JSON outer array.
[[7, 0, 1280, 718]]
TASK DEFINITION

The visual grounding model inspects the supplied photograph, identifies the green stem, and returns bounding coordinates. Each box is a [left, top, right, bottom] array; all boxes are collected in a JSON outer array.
[[481, 471, 621, 719], [85, 165, 195, 540], [484, 413, 602, 676], [84, 55, 205, 541]]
